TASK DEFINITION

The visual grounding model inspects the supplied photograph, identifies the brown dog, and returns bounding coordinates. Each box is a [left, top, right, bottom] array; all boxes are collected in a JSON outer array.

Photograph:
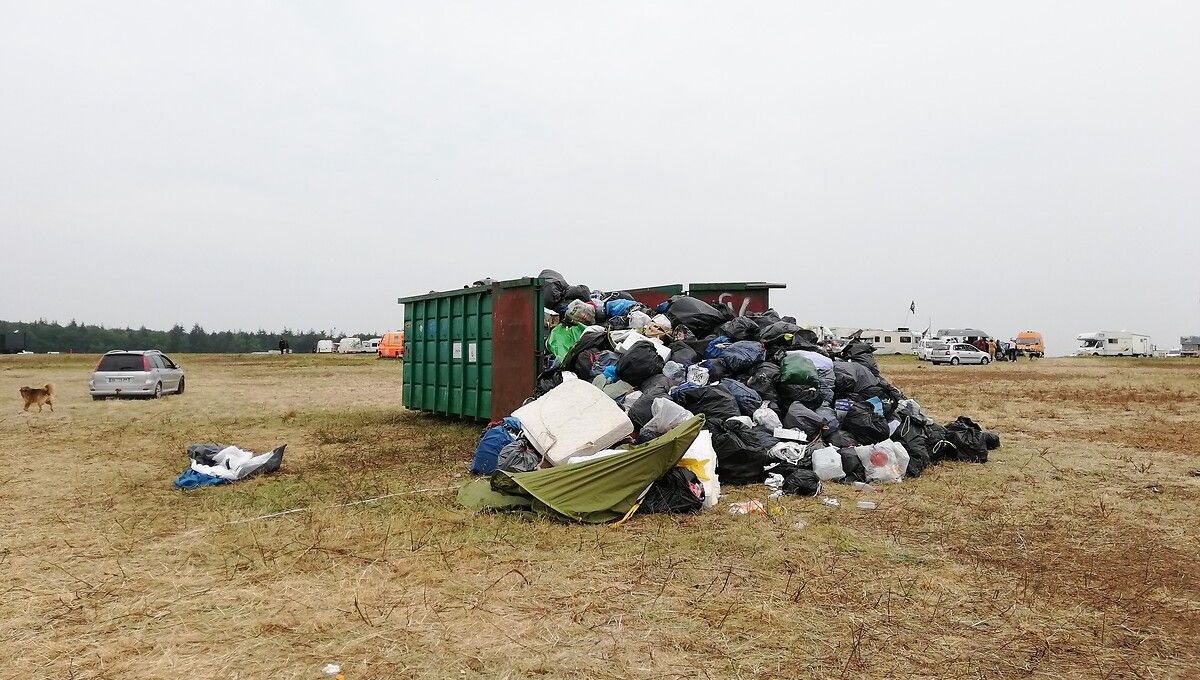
[[20, 383, 54, 412]]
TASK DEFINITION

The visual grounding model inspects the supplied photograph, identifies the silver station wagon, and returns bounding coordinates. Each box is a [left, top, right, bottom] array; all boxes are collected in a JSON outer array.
[[90, 350, 185, 399]]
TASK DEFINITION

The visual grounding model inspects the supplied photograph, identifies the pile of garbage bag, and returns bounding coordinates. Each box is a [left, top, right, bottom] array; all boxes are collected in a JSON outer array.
[[459, 270, 1000, 523]]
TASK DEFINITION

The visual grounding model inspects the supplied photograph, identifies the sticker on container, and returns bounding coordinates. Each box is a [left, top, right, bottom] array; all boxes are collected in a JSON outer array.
[[468, 343, 477, 363], [452, 342, 463, 360]]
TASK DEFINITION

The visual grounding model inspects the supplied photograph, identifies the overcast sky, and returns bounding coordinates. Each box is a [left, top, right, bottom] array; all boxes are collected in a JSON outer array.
[[3, 2, 1197, 355]]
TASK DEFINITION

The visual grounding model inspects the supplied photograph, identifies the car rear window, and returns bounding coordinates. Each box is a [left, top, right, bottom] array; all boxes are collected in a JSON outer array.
[[97, 354, 144, 371]]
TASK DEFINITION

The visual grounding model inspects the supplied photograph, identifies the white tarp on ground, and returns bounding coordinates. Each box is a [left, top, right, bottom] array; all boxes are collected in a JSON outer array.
[[191, 445, 284, 481], [512, 373, 634, 465]]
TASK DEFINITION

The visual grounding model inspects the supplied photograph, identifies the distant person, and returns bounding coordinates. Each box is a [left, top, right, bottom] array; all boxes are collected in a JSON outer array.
[[987, 338, 997, 359], [278, 338, 288, 355], [1007, 340, 1018, 362]]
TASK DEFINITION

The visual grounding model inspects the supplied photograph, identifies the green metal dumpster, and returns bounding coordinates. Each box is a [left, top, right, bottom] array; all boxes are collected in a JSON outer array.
[[400, 278, 546, 420]]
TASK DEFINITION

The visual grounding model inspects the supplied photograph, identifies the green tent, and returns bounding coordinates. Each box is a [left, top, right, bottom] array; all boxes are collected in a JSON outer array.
[[464, 415, 705, 524]]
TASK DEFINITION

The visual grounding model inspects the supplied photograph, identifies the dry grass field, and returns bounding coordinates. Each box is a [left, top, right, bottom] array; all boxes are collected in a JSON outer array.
[[2, 353, 1198, 679]]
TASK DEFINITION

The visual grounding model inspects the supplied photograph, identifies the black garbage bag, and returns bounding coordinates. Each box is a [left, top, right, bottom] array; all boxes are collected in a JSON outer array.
[[777, 383, 819, 410], [710, 420, 777, 485], [573, 349, 604, 379], [747, 309, 782, 329], [534, 370, 563, 396], [639, 373, 672, 393], [665, 296, 728, 337], [605, 315, 630, 331], [745, 362, 781, 400], [838, 447, 867, 483], [539, 269, 570, 310], [945, 416, 991, 463], [793, 327, 820, 345], [926, 423, 955, 463], [673, 384, 741, 422], [760, 321, 802, 346], [985, 432, 1001, 450], [716, 379, 762, 416], [832, 361, 879, 396], [827, 430, 858, 448], [617, 342, 665, 386], [668, 341, 699, 366], [891, 418, 931, 477], [718, 316, 760, 341], [495, 439, 542, 473], [564, 284, 592, 303], [637, 468, 705, 514], [782, 469, 822, 497], [839, 341, 881, 376], [629, 386, 668, 430], [842, 400, 890, 444], [720, 341, 766, 373], [783, 402, 826, 439]]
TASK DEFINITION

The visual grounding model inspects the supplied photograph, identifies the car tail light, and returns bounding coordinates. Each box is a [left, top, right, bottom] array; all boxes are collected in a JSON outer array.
[[143, 355, 151, 371]]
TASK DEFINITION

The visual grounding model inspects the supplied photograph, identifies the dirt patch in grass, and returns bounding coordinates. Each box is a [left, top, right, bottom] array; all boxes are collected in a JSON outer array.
[[2, 354, 1198, 678]]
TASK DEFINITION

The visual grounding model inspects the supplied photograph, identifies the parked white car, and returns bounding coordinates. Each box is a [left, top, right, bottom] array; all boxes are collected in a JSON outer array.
[[931, 342, 991, 365], [915, 339, 946, 361]]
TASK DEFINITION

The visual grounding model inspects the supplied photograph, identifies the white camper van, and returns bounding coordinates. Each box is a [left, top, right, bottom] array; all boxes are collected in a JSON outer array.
[[1075, 331, 1153, 357], [337, 337, 365, 354], [316, 340, 335, 353], [833, 328, 920, 355]]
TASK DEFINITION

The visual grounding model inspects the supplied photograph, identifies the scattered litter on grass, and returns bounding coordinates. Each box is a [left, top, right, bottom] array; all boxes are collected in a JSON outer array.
[[729, 500, 766, 516], [821, 497, 840, 508], [856, 500, 878, 511]]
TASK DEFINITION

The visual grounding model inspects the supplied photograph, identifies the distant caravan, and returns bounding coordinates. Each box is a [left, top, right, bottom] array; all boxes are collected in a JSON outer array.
[[1075, 331, 1153, 357], [830, 327, 920, 355]]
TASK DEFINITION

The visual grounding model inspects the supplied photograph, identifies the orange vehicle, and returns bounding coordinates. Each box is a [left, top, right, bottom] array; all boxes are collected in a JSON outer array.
[[378, 331, 405, 358], [1014, 330, 1045, 357]]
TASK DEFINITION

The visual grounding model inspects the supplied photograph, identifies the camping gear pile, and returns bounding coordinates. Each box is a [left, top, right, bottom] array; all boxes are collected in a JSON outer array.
[[460, 270, 1000, 523]]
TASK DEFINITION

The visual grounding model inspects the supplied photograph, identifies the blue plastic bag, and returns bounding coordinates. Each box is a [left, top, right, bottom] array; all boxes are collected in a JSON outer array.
[[605, 299, 637, 317], [470, 419, 521, 475], [705, 336, 731, 359]]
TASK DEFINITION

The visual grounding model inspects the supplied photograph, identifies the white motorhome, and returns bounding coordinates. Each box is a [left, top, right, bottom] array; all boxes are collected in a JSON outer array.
[[316, 339, 335, 353], [832, 327, 921, 355], [362, 338, 382, 353], [337, 337, 365, 354], [1075, 331, 1153, 357]]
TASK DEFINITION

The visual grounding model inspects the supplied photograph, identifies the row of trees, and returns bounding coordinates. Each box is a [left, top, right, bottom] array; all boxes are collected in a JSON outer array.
[[1, 319, 382, 354]]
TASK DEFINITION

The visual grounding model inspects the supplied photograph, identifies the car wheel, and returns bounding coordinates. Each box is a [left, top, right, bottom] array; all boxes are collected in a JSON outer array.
[[176, 377, 185, 394], [981, 356, 990, 365], [950, 357, 960, 365], [153, 382, 162, 399]]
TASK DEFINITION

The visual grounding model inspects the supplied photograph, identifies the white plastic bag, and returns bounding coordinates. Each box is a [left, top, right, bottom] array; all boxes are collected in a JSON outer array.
[[854, 440, 910, 483], [811, 446, 845, 481], [628, 310, 652, 329], [726, 415, 754, 429], [678, 430, 720, 509], [769, 441, 805, 465], [644, 397, 693, 436], [752, 404, 782, 431], [617, 332, 671, 361], [651, 313, 673, 329], [686, 364, 710, 386]]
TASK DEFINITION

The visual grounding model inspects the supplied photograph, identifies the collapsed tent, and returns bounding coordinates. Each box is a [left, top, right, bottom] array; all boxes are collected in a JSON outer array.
[[460, 416, 704, 523], [174, 443, 286, 489]]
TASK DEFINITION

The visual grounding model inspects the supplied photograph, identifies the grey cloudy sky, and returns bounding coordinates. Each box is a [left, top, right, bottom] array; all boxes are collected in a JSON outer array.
[[3, 2, 1197, 356]]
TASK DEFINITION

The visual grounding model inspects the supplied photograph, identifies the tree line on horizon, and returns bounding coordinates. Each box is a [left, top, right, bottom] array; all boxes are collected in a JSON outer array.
[[1, 319, 382, 354]]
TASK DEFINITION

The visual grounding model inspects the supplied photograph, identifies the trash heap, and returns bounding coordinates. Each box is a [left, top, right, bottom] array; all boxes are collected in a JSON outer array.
[[458, 270, 1000, 524]]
